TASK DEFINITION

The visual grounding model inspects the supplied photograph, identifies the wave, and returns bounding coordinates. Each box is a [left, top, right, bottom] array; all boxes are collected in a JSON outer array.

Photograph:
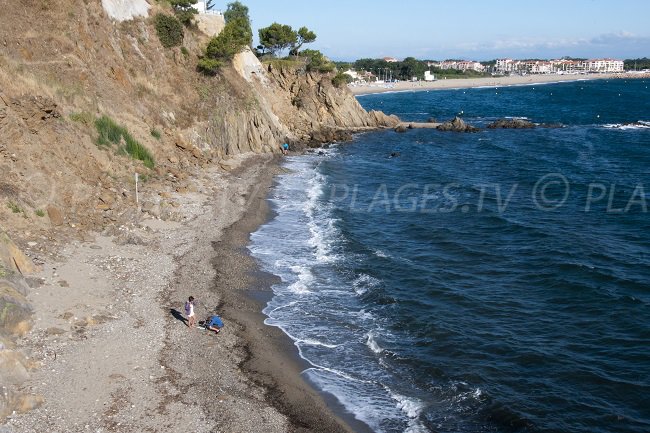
[[388, 390, 429, 433], [287, 265, 314, 294], [366, 332, 384, 354], [602, 120, 650, 130], [297, 338, 342, 349]]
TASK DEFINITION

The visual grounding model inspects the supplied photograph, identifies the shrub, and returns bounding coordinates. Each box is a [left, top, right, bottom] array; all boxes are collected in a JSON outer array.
[[302, 49, 335, 73], [169, 0, 198, 27], [332, 72, 352, 88], [197, 57, 223, 75], [35, 209, 45, 217], [69, 111, 94, 126], [150, 128, 162, 140], [7, 201, 22, 214], [180, 46, 189, 58], [205, 17, 252, 60], [154, 13, 184, 48]]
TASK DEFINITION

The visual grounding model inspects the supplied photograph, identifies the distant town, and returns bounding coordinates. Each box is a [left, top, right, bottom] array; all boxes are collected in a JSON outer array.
[[340, 56, 650, 84]]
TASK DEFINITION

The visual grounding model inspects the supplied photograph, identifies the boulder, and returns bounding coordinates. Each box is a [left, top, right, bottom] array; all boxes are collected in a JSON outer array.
[[487, 118, 536, 129], [0, 232, 36, 276], [46, 205, 64, 226], [436, 116, 479, 133], [394, 124, 408, 133]]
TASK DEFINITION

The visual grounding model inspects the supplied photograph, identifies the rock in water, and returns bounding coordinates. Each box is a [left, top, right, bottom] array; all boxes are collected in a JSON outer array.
[[487, 118, 536, 129], [436, 116, 479, 132]]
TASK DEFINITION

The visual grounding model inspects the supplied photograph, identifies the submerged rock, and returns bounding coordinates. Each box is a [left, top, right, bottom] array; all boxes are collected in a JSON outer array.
[[436, 116, 479, 133]]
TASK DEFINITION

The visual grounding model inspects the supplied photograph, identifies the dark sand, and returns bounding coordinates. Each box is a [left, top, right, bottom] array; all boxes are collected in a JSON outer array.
[[194, 155, 366, 432]]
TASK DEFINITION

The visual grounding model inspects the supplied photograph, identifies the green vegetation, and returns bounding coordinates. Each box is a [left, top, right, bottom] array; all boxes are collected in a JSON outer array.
[[332, 72, 353, 88], [262, 57, 303, 69], [223, 1, 250, 24], [624, 57, 650, 70], [35, 209, 45, 217], [7, 201, 22, 214], [197, 58, 223, 75], [302, 49, 334, 73], [150, 128, 162, 140], [94, 116, 155, 169], [0, 263, 6, 278], [69, 111, 94, 126], [258, 23, 317, 57], [154, 13, 184, 48], [169, 0, 198, 26], [352, 57, 490, 81], [197, 2, 252, 74], [180, 46, 190, 58], [258, 23, 296, 57]]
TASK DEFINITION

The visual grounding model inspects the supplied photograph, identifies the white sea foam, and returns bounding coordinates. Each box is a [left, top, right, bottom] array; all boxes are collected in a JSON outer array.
[[603, 120, 650, 130], [352, 273, 380, 296], [296, 339, 342, 349], [287, 265, 314, 294], [374, 249, 390, 258], [389, 390, 429, 433], [366, 332, 383, 354]]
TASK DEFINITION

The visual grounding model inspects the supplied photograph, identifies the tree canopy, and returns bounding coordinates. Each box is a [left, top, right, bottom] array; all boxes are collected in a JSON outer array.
[[258, 23, 297, 57], [289, 26, 316, 56], [169, 0, 197, 26], [224, 1, 250, 23]]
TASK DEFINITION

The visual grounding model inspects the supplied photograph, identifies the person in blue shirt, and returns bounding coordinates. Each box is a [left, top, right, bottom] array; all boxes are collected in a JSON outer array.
[[205, 315, 224, 334], [282, 142, 289, 155]]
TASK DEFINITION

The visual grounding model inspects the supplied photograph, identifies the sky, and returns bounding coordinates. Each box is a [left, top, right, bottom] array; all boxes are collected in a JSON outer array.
[[227, 0, 650, 61]]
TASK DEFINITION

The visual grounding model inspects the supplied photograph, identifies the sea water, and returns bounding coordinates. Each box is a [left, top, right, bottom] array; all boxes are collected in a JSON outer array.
[[248, 79, 650, 433]]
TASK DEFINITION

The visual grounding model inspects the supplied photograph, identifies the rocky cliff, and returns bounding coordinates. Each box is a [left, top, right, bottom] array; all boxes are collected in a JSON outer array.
[[0, 0, 396, 236]]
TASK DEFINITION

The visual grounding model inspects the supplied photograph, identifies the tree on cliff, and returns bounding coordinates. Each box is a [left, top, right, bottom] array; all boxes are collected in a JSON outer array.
[[197, 1, 253, 74], [258, 23, 297, 57], [224, 1, 250, 23], [289, 27, 316, 56], [169, 0, 198, 26], [198, 16, 253, 74]]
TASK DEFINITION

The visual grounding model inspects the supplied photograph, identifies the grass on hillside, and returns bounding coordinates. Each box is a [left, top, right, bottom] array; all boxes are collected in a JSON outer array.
[[262, 58, 304, 69], [95, 116, 155, 169]]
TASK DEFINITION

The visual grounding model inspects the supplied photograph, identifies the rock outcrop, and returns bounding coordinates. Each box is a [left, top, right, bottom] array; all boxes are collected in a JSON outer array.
[[487, 118, 536, 129], [436, 116, 479, 132], [0, 230, 39, 420]]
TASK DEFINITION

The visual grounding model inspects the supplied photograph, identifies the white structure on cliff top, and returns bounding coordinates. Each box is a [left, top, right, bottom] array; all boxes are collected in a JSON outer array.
[[193, 1, 222, 15]]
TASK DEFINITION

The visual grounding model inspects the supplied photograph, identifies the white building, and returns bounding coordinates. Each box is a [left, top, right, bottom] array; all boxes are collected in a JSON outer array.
[[587, 59, 624, 73], [433, 60, 485, 73], [497, 58, 624, 74], [193, 1, 222, 14], [343, 69, 359, 80], [424, 70, 435, 81]]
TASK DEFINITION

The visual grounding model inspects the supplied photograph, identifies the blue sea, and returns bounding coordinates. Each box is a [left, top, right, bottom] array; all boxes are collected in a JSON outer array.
[[249, 79, 650, 433]]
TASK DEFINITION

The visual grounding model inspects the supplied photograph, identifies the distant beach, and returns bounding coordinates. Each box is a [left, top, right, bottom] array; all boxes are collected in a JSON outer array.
[[349, 72, 648, 95]]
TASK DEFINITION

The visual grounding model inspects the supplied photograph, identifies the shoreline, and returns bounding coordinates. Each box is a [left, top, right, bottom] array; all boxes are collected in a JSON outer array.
[[349, 72, 644, 95], [7, 153, 360, 433]]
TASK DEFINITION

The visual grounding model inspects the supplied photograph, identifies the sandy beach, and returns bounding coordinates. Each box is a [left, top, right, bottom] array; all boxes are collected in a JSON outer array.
[[7, 153, 357, 433], [348, 73, 642, 95]]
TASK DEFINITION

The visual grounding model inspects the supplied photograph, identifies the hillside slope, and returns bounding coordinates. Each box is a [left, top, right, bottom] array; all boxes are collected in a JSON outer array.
[[0, 0, 398, 422]]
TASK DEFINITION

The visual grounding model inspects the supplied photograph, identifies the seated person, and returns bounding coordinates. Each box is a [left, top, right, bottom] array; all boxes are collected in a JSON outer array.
[[205, 315, 224, 334]]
